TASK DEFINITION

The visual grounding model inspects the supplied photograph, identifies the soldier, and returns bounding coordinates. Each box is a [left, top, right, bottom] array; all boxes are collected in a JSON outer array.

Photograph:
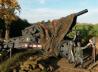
[[74, 42, 83, 67], [73, 31, 82, 46], [74, 40, 93, 67], [88, 38, 96, 63], [68, 41, 75, 63]]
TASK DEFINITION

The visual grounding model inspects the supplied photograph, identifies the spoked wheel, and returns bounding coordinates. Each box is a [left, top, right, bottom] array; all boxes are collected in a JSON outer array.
[[59, 41, 69, 58]]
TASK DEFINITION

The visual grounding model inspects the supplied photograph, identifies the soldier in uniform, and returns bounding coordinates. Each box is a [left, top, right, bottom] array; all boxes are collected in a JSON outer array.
[[74, 39, 94, 67], [73, 31, 82, 46], [68, 41, 75, 63], [74, 42, 83, 67]]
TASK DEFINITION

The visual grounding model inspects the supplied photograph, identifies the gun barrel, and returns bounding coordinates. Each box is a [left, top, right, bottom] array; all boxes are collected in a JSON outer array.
[[75, 9, 88, 17]]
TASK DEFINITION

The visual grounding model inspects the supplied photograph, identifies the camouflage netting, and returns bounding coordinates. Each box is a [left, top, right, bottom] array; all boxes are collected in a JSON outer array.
[[22, 14, 77, 57]]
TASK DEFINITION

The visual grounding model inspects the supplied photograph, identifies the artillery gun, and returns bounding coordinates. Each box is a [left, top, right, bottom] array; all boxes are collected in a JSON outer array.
[[20, 9, 95, 68]]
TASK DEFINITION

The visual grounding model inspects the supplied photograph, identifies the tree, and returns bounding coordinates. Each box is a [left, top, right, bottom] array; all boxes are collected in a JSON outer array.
[[0, 0, 20, 41], [10, 18, 31, 37]]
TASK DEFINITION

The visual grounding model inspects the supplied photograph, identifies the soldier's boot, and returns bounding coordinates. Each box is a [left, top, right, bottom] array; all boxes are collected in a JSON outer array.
[[80, 64, 83, 68], [79, 58, 83, 68], [74, 62, 78, 68]]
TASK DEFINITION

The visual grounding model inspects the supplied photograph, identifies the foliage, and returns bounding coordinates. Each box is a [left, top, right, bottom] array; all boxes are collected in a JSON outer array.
[[67, 23, 96, 42], [0, 18, 31, 38], [0, 0, 20, 40], [93, 24, 98, 36], [0, 49, 37, 72], [10, 18, 31, 37], [0, 0, 20, 22]]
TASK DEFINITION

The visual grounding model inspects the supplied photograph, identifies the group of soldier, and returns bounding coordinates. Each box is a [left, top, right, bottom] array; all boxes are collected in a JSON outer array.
[[60, 31, 96, 68], [72, 31, 95, 67]]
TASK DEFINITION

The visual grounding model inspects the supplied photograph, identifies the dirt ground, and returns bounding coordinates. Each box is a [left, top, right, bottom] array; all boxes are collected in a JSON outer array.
[[54, 58, 98, 72], [55, 58, 89, 72]]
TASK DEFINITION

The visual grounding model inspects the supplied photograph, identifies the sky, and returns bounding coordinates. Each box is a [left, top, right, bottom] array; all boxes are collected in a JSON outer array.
[[18, 0, 98, 24]]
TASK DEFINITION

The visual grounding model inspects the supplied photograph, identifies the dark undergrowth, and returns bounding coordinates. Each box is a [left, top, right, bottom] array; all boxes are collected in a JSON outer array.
[[0, 49, 41, 72]]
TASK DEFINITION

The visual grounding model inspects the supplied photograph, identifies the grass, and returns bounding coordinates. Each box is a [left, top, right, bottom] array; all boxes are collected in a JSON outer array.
[[0, 49, 40, 72]]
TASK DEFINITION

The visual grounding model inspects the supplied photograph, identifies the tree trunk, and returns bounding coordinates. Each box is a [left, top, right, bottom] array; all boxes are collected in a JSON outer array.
[[5, 28, 9, 42]]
